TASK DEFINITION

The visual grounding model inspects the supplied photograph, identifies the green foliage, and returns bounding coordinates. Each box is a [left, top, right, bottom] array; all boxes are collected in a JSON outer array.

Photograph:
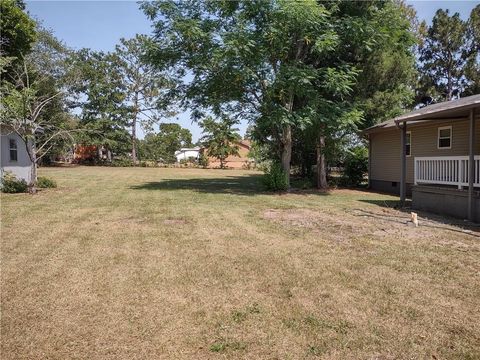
[[463, 5, 480, 97], [200, 117, 241, 169], [0, 0, 37, 69], [417, 6, 479, 101], [37, 176, 57, 188], [143, 0, 417, 185], [263, 163, 289, 192], [113, 35, 178, 161], [1, 172, 28, 193], [71, 36, 178, 161], [110, 157, 134, 167], [198, 153, 209, 168], [342, 146, 368, 187], [138, 123, 192, 163]]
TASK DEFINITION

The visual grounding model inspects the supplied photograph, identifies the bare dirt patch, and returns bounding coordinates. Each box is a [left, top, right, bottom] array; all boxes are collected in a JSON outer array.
[[263, 207, 477, 242]]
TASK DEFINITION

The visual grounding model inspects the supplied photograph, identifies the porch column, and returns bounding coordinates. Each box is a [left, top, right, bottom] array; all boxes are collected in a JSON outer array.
[[468, 108, 476, 221], [400, 121, 407, 205], [368, 134, 372, 189]]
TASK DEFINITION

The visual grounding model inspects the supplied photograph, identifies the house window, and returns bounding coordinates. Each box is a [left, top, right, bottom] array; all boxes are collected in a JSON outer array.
[[438, 126, 452, 149], [9, 139, 18, 161], [406, 131, 411, 156]]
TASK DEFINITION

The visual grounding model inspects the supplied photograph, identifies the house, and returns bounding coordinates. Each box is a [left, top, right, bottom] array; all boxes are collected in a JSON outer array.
[[175, 147, 201, 162], [0, 126, 33, 184], [364, 94, 479, 222], [203, 139, 253, 169], [73, 144, 112, 163]]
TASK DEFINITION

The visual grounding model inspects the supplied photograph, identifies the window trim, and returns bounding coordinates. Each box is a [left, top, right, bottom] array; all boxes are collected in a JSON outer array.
[[406, 131, 412, 157], [437, 126, 452, 150], [9, 138, 18, 162]]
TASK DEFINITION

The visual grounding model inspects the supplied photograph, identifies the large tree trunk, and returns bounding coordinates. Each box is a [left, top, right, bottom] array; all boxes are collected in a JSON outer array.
[[316, 128, 328, 190], [281, 124, 292, 188]]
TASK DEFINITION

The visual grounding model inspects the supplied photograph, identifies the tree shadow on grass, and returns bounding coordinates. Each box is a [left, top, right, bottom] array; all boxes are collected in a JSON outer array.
[[130, 174, 332, 197], [130, 174, 264, 196]]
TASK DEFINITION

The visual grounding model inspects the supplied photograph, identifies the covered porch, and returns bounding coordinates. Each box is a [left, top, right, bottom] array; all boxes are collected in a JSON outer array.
[[396, 97, 479, 222]]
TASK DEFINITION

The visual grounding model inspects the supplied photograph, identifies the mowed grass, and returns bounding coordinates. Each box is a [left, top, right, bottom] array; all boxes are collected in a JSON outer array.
[[1, 166, 479, 359]]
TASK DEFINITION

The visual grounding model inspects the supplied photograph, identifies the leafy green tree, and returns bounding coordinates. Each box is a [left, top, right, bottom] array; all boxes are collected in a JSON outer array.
[[0, 0, 37, 67], [418, 9, 470, 101], [199, 117, 241, 169], [340, 0, 418, 128], [464, 5, 480, 96], [69, 49, 131, 157], [143, 0, 340, 184], [143, 0, 417, 188], [113, 35, 177, 163], [138, 123, 192, 163]]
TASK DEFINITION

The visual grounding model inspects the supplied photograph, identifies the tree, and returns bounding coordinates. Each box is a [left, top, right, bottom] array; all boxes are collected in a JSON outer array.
[[113, 35, 177, 163], [138, 123, 192, 163], [28, 28, 78, 163], [0, 0, 37, 86], [0, 59, 74, 191], [144, 0, 417, 188], [339, 0, 418, 128], [0, 0, 37, 64], [199, 117, 241, 169], [143, 0, 339, 185], [463, 5, 480, 97], [69, 49, 131, 158], [418, 9, 469, 101]]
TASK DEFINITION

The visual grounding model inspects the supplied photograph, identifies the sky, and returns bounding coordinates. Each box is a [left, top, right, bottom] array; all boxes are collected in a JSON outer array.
[[25, 0, 479, 142]]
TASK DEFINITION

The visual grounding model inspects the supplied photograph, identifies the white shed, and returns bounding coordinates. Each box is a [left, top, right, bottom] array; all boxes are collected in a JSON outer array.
[[1, 127, 33, 184]]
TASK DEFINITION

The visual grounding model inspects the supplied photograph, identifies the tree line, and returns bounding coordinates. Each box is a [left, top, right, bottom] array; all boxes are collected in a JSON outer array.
[[1, 0, 479, 191]]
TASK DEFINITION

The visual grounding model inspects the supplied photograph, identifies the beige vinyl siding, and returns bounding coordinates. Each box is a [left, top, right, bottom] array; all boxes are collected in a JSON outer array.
[[370, 118, 480, 184]]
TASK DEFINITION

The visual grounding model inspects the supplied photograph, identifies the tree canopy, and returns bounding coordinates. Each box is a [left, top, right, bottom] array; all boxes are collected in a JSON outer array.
[[417, 5, 480, 101], [138, 123, 192, 163], [200, 117, 241, 169]]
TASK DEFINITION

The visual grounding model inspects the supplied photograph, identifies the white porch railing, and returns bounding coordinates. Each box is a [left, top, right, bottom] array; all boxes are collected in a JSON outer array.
[[414, 156, 480, 189]]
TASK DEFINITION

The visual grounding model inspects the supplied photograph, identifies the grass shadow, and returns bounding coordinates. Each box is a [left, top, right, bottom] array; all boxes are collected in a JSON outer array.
[[130, 174, 333, 197], [130, 174, 265, 196]]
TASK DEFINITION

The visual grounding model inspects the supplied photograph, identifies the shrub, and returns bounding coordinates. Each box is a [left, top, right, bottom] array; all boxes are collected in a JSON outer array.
[[37, 176, 57, 188], [110, 158, 134, 167], [263, 162, 288, 191], [198, 153, 209, 168], [1, 172, 28, 193], [342, 146, 368, 187]]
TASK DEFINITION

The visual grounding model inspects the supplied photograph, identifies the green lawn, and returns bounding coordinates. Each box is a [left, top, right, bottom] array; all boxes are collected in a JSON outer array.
[[1, 166, 479, 359]]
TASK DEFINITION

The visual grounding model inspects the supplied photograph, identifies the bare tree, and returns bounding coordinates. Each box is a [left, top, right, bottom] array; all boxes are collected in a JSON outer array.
[[1, 59, 76, 192]]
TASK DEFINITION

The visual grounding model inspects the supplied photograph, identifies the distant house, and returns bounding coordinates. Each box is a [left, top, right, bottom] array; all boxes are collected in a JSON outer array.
[[203, 139, 253, 169], [0, 126, 33, 183], [364, 94, 479, 222], [73, 145, 112, 163], [175, 147, 201, 162]]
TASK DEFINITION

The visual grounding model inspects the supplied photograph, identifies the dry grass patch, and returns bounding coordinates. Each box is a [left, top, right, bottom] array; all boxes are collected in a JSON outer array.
[[1, 166, 479, 359]]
